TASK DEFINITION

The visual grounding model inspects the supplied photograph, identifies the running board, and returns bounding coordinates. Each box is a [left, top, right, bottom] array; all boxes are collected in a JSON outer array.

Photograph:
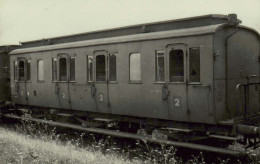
[[3, 114, 245, 157]]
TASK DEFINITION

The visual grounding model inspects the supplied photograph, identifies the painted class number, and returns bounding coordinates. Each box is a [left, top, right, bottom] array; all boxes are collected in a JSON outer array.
[[174, 98, 180, 107], [62, 92, 66, 99], [99, 94, 104, 101]]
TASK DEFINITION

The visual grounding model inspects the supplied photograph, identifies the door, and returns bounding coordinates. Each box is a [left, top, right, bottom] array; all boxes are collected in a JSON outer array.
[[15, 57, 29, 105], [187, 85, 213, 123], [93, 50, 110, 114], [187, 47, 213, 123], [57, 53, 71, 109], [166, 44, 213, 123], [166, 44, 189, 121]]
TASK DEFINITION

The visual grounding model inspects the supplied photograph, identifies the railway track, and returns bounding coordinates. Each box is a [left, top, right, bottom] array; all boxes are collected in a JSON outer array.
[[1, 113, 258, 163]]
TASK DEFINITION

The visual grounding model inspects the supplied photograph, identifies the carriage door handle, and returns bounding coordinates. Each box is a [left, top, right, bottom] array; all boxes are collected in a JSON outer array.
[[162, 84, 169, 100], [91, 84, 96, 97]]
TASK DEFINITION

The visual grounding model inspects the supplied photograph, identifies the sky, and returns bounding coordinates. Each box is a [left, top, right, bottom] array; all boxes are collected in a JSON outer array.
[[0, 0, 260, 45]]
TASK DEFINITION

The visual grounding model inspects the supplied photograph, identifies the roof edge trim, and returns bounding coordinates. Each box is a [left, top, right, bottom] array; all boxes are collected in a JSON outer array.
[[10, 24, 227, 55]]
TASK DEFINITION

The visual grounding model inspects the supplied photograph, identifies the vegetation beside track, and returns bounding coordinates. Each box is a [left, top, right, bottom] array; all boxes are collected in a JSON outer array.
[[0, 119, 258, 164], [0, 126, 140, 164]]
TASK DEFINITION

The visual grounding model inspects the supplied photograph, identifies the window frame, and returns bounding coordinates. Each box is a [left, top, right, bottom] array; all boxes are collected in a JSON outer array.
[[95, 54, 107, 82], [155, 50, 165, 83], [15, 57, 31, 82], [57, 53, 72, 82], [92, 50, 108, 83], [37, 59, 45, 82], [59, 57, 68, 82], [129, 52, 142, 83], [18, 59, 25, 82], [167, 46, 186, 84], [188, 47, 201, 84], [52, 58, 58, 82], [26, 59, 31, 82], [108, 53, 117, 82], [57, 53, 76, 83], [86, 55, 94, 82], [14, 60, 18, 82], [69, 56, 76, 82]]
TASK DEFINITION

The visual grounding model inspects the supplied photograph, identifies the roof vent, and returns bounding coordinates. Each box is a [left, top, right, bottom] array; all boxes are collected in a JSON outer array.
[[48, 39, 53, 45], [142, 25, 150, 33], [227, 14, 242, 26]]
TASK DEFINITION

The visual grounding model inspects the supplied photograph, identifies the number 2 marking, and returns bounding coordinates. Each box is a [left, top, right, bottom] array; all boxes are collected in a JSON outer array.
[[174, 98, 180, 107], [99, 94, 103, 101], [62, 92, 66, 99]]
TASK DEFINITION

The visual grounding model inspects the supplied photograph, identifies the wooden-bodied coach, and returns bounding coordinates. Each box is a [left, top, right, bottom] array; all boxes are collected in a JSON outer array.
[[9, 14, 260, 137]]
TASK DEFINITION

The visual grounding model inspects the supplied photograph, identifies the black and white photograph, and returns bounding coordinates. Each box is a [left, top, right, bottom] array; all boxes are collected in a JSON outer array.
[[0, 0, 260, 163]]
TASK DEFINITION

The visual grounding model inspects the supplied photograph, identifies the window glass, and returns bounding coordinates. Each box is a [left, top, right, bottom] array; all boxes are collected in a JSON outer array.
[[155, 51, 165, 82], [169, 49, 184, 82], [130, 53, 141, 81], [38, 60, 44, 81], [189, 48, 200, 82], [96, 55, 106, 81], [26, 60, 31, 81], [18, 60, 25, 81], [87, 56, 93, 82], [70, 57, 75, 81], [52, 58, 57, 81], [14, 61, 18, 81], [109, 53, 117, 81], [59, 58, 67, 81]]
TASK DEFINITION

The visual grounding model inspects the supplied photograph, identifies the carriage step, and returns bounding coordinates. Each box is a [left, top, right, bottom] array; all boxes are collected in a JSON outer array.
[[209, 134, 240, 141], [161, 127, 192, 133], [94, 118, 115, 122]]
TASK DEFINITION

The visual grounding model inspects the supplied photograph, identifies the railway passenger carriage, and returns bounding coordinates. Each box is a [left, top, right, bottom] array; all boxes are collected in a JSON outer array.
[[0, 46, 19, 107], [7, 14, 260, 142]]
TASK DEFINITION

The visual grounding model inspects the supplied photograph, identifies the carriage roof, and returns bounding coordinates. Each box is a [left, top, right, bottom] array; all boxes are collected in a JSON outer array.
[[20, 14, 229, 48], [10, 23, 259, 55]]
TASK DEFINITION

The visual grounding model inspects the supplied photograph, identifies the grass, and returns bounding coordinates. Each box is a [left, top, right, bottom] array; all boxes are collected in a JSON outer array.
[[0, 119, 258, 164], [0, 125, 141, 164]]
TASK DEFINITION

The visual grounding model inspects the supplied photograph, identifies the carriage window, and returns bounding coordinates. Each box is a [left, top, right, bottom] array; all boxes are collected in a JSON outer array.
[[130, 53, 141, 81], [189, 48, 200, 82], [109, 53, 117, 81], [59, 58, 67, 81], [169, 49, 184, 82], [52, 58, 57, 81], [87, 56, 93, 82], [37, 60, 44, 81], [14, 61, 18, 81], [155, 51, 165, 82], [70, 57, 75, 81], [96, 55, 106, 81], [26, 60, 31, 81], [18, 60, 25, 81]]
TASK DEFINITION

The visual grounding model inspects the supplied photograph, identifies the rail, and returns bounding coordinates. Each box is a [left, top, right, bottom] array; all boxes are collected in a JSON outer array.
[[2, 113, 246, 157]]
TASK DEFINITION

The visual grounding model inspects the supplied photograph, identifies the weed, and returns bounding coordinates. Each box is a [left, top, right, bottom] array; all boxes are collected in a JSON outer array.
[[2, 119, 255, 164]]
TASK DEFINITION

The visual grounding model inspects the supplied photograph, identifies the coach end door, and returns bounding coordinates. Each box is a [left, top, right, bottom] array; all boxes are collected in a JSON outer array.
[[187, 47, 213, 123], [14, 57, 30, 105]]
